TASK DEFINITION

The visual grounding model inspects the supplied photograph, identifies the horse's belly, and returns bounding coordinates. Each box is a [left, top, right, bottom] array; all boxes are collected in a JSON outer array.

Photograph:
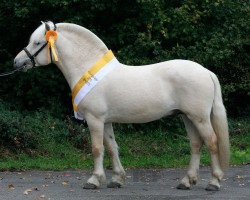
[[106, 93, 176, 123], [107, 108, 174, 123]]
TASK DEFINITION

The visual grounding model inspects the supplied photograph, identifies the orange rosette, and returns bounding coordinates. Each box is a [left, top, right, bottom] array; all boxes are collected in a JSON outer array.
[[45, 30, 59, 61], [45, 30, 58, 41]]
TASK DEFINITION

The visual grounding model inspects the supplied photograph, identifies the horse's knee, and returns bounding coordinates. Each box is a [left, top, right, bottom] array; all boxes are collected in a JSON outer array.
[[105, 137, 119, 156], [107, 145, 115, 156], [213, 169, 224, 181], [190, 141, 202, 154], [92, 146, 104, 157]]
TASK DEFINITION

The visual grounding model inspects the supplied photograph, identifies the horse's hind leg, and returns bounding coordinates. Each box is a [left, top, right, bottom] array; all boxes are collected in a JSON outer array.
[[104, 123, 125, 188], [189, 115, 224, 191], [177, 115, 203, 190]]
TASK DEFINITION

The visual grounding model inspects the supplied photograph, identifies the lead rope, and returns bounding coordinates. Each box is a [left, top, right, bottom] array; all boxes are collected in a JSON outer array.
[[0, 65, 25, 77]]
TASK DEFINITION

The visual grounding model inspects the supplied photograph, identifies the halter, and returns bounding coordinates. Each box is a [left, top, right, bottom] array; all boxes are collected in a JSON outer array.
[[23, 42, 48, 67], [23, 21, 57, 68], [0, 21, 57, 77]]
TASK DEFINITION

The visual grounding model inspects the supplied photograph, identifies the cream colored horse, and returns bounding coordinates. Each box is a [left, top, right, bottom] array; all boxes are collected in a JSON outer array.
[[14, 21, 230, 191]]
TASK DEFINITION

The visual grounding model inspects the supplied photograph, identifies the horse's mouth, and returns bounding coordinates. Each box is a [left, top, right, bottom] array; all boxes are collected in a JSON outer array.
[[21, 64, 33, 72], [22, 66, 28, 72]]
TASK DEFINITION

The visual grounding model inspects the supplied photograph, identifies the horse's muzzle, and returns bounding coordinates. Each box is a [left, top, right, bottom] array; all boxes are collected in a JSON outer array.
[[13, 51, 33, 71]]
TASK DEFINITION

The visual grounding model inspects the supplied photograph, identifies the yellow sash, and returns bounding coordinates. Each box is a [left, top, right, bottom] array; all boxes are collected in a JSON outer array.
[[72, 50, 115, 111]]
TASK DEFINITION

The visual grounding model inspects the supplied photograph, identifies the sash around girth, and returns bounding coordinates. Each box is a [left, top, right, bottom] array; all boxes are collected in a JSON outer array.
[[72, 50, 119, 120]]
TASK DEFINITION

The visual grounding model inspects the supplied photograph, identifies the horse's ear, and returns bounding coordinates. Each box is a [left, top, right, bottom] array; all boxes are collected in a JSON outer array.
[[45, 22, 50, 31], [41, 21, 45, 24]]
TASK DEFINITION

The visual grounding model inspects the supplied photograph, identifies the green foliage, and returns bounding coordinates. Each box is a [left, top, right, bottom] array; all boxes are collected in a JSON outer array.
[[0, 100, 71, 153], [0, 101, 38, 152], [0, 0, 249, 117], [0, 111, 249, 169]]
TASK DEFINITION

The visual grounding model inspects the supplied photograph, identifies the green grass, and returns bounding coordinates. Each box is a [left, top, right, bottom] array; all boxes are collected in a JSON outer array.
[[0, 117, 249, 170]]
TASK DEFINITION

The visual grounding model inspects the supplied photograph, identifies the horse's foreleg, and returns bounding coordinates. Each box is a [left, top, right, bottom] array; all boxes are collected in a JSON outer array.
[[83, 116, 106, 189], [104, 123, 125, 188], [177, 115, 203, 190], [190, 116, 224, 191]]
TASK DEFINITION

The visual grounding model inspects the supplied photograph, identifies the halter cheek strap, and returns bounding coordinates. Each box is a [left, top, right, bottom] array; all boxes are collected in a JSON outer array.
[[23, 42, 48, 67], [23, 21, 58, 67], [23, 47, 35, 67]]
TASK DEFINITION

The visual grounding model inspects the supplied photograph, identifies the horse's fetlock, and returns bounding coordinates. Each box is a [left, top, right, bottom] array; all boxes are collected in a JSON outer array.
[[184, 171, 197, 186], [213, 170, 224, 181], [112, 171, 125, 184], [190, 178, 197, 185]]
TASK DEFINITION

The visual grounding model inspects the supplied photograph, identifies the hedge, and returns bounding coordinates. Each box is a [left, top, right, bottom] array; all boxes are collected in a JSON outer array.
[[0, 0, 249, 117]]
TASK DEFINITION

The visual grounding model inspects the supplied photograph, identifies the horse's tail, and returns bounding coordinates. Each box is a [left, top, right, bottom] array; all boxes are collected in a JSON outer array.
[[210, 72, 230, 170]]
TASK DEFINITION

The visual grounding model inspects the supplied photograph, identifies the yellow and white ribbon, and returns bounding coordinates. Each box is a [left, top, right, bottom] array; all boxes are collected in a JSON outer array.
[[45, 30, 59, 62], [72, 50, 119, 120]]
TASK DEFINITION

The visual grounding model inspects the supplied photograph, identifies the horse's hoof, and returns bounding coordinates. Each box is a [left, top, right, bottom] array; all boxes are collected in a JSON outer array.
[[83, 183, 98, 189], [205, 184, 219, 191], [107, 181, 122, 188], [176, 183, 190, 190]]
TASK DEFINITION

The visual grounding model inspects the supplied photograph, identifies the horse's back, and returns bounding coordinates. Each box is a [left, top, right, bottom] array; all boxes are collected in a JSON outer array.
[[120, 59, 210, 78], [150, 59, 210, 77], [117, 59, 215, 117], [117, 59, 213, 94]]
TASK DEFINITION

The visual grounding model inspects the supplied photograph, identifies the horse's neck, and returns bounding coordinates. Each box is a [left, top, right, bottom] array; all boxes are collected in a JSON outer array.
[[55, 24, 109, 89]]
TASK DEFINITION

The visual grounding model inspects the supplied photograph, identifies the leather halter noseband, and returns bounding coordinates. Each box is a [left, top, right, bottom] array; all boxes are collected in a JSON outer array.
[[23, 42, 48, 67]]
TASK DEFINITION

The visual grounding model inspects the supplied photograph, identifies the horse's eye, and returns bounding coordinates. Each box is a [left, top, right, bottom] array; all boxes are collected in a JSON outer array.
[[35, 42, 40, 45]]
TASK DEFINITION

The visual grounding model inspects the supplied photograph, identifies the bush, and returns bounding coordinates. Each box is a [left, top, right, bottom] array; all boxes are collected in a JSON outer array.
[[0, 0, 249, 118], [0, 101, 89, 153], [0, 101, 39, 152]]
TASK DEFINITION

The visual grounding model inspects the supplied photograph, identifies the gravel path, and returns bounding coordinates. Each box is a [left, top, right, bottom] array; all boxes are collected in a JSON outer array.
[[0, 165, 249, 200]]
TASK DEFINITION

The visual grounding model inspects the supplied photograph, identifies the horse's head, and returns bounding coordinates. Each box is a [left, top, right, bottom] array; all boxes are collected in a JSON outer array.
[[14, 21, 57, 71]]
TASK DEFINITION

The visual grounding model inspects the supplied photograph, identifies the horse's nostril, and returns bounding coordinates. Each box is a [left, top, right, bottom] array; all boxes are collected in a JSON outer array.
[[14, 60, 18, 67], [14, 59, 19, 66]]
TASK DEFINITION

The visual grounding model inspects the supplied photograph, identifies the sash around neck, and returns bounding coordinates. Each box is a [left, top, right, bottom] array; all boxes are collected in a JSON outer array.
[[72, 50, 119, 120]]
